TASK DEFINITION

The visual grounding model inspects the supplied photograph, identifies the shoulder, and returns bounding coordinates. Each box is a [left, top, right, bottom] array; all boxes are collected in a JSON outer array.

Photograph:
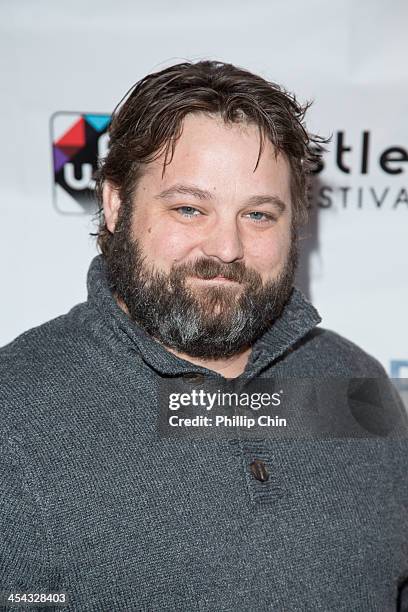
[[0, 302, 100, 432], [291, 327, 388, 377], [0, 301, 94, 371]]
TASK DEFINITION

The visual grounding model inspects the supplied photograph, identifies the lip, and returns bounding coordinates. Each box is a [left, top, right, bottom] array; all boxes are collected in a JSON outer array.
[[190, 276, 239, 283]]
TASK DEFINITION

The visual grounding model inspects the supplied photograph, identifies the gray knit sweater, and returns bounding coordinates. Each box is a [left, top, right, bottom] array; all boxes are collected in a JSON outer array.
[[0, 255, 407, 611]]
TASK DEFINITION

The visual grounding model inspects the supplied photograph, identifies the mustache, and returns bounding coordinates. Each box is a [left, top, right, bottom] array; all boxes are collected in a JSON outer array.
[[170, 257, 263, 285]]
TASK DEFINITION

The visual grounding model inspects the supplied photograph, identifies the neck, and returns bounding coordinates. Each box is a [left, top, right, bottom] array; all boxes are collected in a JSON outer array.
[[164, 345, 252, 379], [115, 295, 251, 379]]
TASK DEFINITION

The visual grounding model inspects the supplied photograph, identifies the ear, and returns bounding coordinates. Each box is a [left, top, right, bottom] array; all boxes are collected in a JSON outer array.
[[102, 181, 121, 233]]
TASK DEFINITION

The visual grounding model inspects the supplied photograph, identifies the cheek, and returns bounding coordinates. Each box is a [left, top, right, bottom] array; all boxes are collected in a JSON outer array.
[[246, 230, 291, 272], [138, 222, 198, 266]]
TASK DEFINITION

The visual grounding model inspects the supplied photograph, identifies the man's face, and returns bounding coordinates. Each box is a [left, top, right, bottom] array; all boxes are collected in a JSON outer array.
[[103, 113, 297, 359]]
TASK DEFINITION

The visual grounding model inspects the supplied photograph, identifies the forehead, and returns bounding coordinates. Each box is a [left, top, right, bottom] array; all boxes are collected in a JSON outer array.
[[139, 113, 292, 200]]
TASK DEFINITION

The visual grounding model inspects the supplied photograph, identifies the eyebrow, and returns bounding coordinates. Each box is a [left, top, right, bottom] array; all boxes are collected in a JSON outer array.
[[155, 184, 287, 212]]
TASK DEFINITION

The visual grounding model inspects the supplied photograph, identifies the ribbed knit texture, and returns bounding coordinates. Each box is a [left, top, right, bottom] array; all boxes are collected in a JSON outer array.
[[1, 255, 407, 611]]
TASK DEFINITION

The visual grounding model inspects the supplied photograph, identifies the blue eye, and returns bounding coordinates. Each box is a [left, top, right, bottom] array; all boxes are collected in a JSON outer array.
[[246, 211, 276, 223], [176, 206, 201, 218]]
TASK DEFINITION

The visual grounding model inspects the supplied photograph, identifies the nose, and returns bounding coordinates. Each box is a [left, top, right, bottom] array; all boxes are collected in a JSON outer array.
[[200, 216, 244, 263]]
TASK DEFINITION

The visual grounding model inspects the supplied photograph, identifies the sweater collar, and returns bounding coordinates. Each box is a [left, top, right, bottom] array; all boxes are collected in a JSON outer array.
[[86, 255, 321, 380]]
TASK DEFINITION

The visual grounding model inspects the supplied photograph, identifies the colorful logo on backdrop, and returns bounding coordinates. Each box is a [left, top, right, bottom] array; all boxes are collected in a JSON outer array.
[[390, 360, 408, 378], [51, 112, 111, 214], [390, 360, 408, 407]]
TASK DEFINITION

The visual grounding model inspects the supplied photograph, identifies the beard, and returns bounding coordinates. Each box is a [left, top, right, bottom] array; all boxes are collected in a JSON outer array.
[[104, 206, 298, 359]]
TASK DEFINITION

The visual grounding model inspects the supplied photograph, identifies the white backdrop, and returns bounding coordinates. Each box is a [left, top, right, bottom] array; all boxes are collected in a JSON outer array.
[[1, 0, 407, 375]]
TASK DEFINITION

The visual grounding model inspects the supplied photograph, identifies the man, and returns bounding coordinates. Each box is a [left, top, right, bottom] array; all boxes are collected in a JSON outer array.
[[1, 60, 407, 611]]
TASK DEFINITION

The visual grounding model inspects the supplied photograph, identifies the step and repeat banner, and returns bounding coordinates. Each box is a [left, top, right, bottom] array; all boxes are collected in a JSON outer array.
[[1, 0, 407, 375]]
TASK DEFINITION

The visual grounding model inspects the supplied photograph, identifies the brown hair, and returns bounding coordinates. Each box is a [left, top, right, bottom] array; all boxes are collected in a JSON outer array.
[[94, 60, 326, 257]]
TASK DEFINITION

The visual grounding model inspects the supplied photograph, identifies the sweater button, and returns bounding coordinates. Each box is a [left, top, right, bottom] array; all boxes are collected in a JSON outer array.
[[183, 372, 205, 383], [250, 459, 269, 482]]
